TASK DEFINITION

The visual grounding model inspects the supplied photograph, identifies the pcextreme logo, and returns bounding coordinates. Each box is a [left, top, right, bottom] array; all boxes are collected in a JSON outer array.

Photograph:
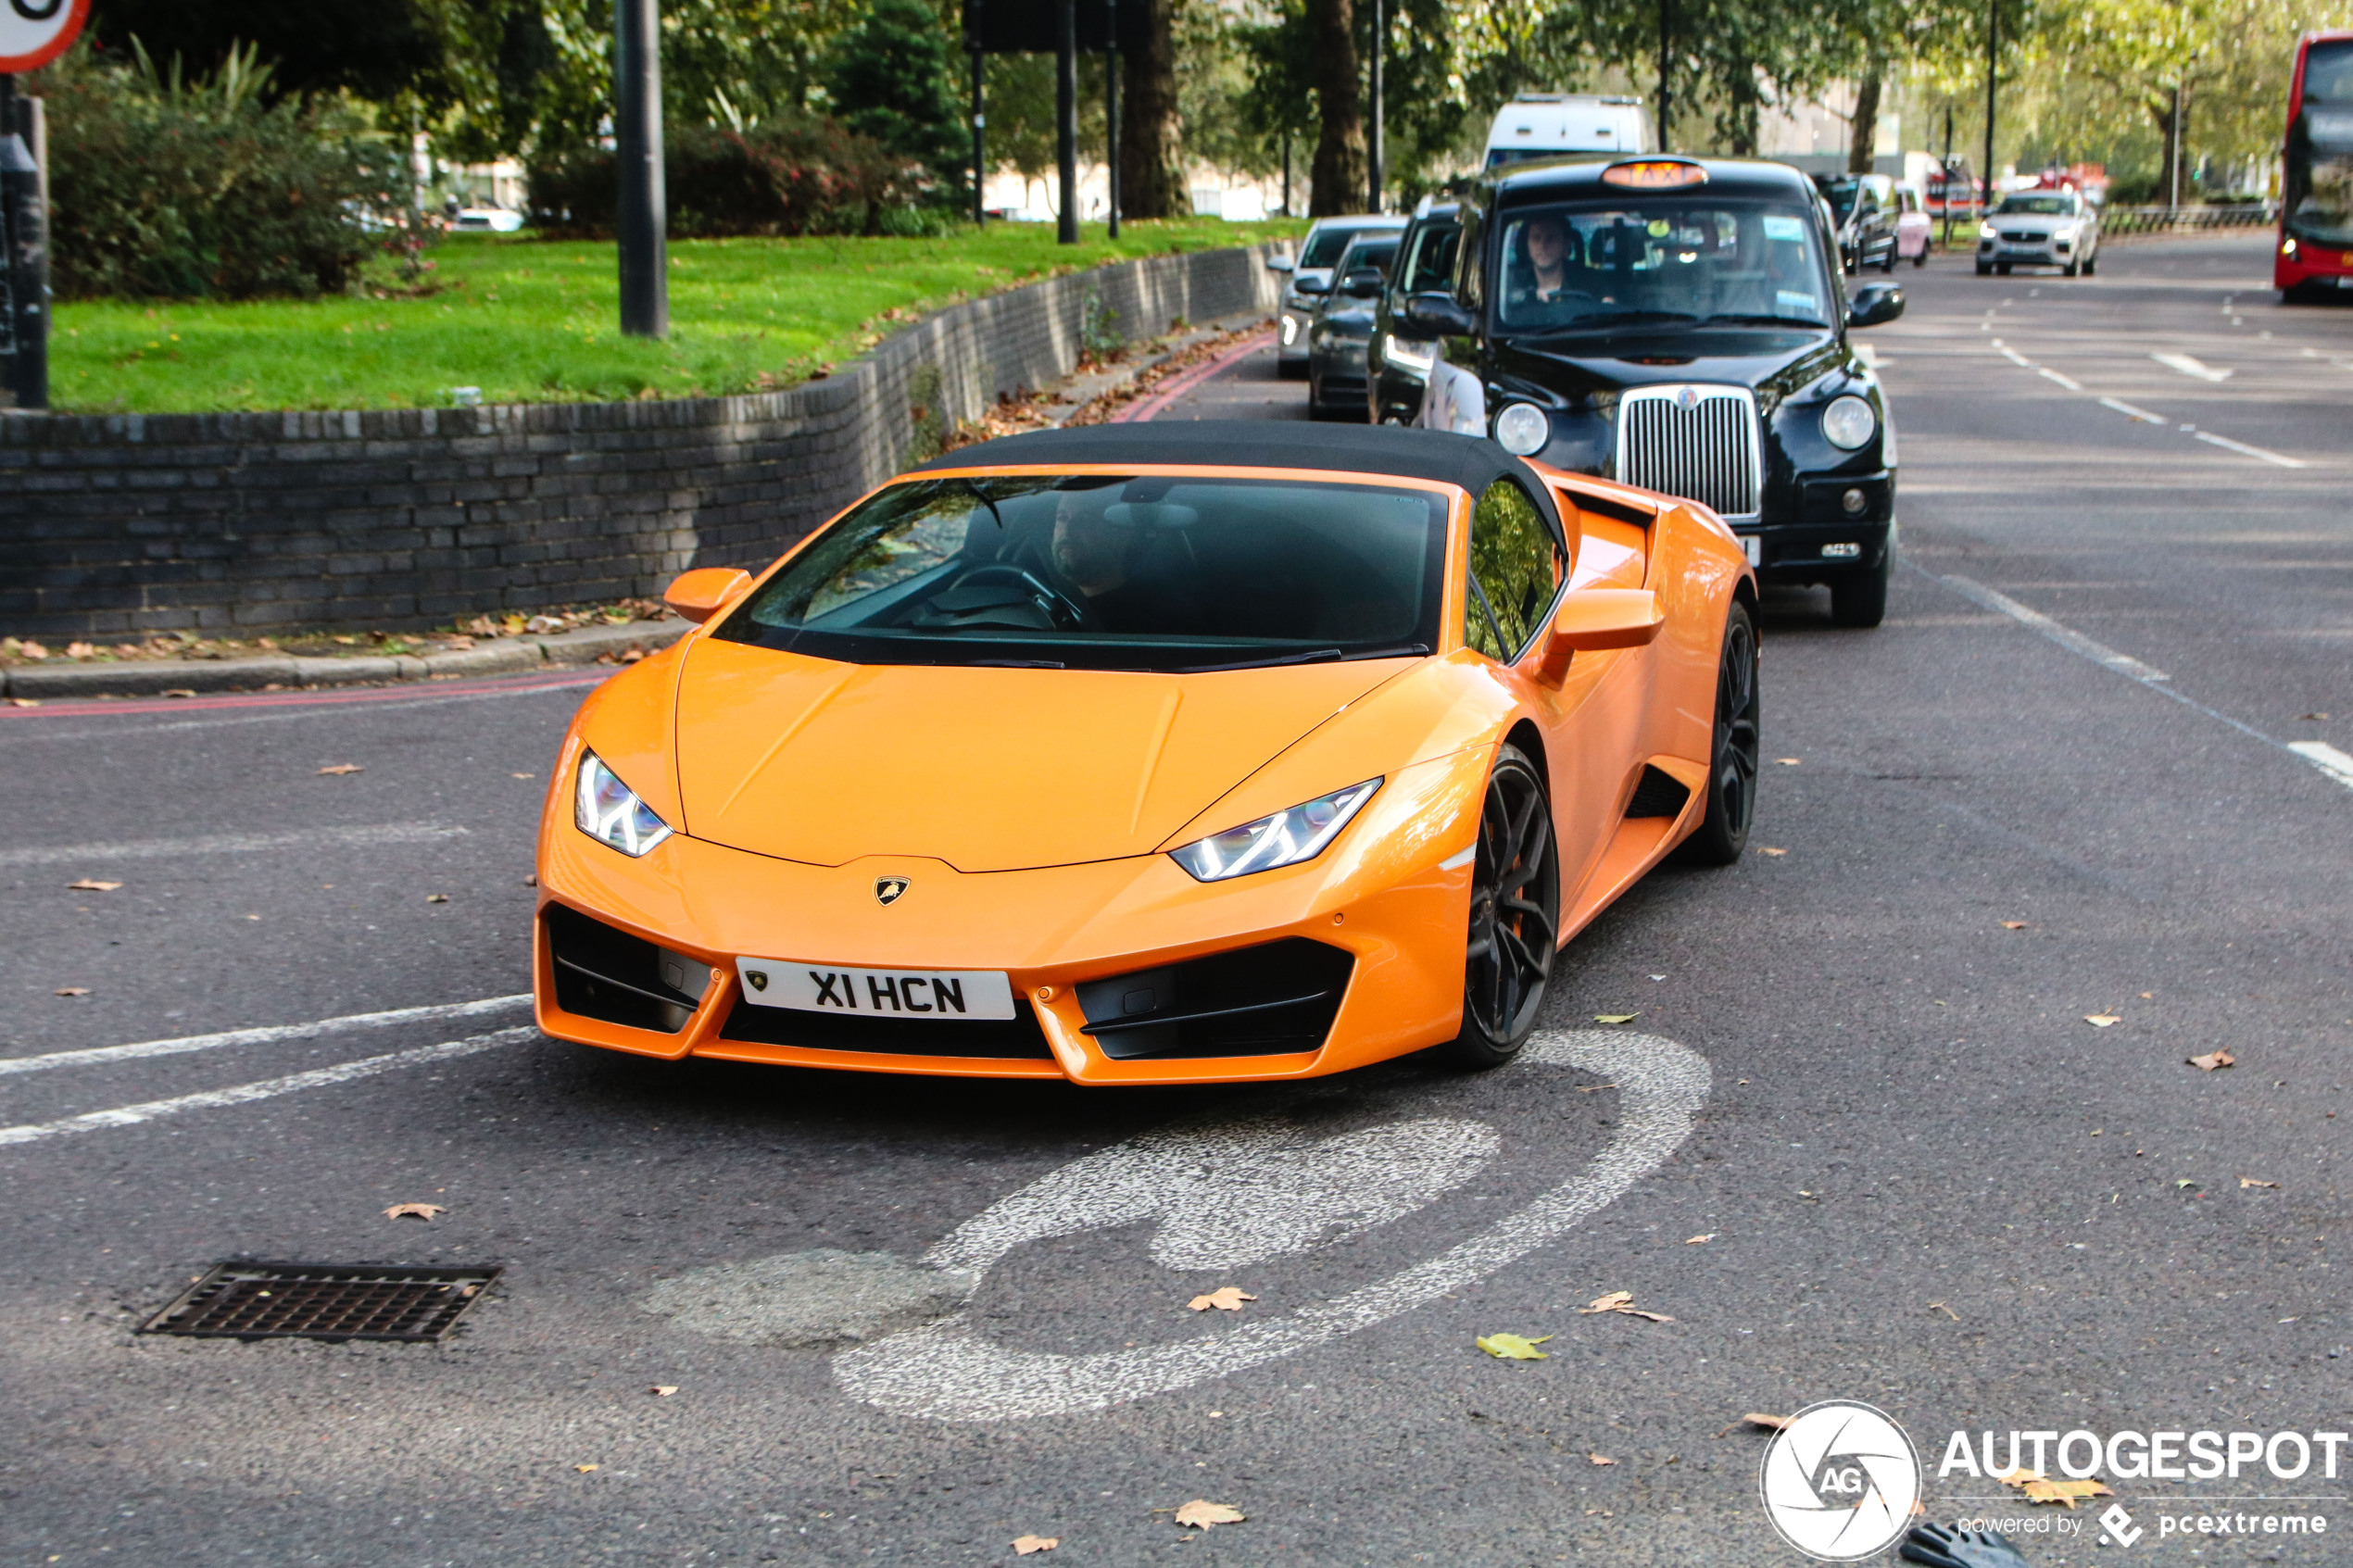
[[1758, 1400, 1923, 1561]]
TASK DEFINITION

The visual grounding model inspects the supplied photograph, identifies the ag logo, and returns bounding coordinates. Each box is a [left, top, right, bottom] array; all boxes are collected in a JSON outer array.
[[1757, 1399, 1921, 1561], [874, 876, 911, 907]]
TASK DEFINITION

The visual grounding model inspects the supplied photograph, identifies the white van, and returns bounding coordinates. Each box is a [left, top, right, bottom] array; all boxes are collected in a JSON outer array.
[[1482, 94, 1653, 169]]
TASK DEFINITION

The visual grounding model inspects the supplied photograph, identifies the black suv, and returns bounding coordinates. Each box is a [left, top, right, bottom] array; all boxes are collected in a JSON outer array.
[[1396, 156, 1905, 625], [1814, 172, 1899, 274], [1371, 202, 1464, 424]]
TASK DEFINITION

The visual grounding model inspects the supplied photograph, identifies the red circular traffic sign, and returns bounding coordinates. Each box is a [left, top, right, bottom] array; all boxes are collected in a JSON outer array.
[[0, 0, 90, 73]]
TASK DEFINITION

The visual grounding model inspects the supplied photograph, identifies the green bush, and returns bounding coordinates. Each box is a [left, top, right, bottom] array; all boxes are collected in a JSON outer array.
[[41, 44, 421, 301], [526, 116, 925, 239]]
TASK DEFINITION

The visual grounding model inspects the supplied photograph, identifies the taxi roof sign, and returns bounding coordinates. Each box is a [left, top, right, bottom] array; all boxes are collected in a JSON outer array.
[[1600, 160, 1709, 190]]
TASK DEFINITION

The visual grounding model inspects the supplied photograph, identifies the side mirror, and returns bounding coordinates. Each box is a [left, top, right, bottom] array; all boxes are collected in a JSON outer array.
[[663, 566, 752, 625], [1265, 255, 1295, 273], [1340, 266, 1384, 297], [1293, 274, 1330, 295], [1401, 291, 1477, 338], [1533, 589, 1663, 684], [1847, 282, 1905, 328]]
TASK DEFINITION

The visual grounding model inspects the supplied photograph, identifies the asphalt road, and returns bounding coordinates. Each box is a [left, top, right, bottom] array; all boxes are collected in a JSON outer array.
[[5, 232, 2350, 1568]]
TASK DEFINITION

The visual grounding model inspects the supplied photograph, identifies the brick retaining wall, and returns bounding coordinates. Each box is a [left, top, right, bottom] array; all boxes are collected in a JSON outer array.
[[0, 244, 1282, 639]]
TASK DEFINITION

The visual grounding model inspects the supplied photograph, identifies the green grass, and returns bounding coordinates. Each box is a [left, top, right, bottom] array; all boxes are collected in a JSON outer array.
[[50, 218, 1305, 415]]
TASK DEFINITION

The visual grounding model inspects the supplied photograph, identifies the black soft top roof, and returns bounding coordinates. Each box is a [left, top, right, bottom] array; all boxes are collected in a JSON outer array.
[[910, 421, 1569, 547]]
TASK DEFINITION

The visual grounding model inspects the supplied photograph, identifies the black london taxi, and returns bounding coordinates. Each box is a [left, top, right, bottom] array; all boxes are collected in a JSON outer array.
[[1396, 157, 1905, 626]]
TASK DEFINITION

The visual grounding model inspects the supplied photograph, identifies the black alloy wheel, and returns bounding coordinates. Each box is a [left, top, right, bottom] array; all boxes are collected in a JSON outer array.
[[1677, 599, 1760, 866], [1439, 744, 1560, 1070]]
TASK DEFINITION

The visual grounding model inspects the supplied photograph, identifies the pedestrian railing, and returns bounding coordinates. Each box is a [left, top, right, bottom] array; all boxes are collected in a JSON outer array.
[[2100, 204, 2277, 236]]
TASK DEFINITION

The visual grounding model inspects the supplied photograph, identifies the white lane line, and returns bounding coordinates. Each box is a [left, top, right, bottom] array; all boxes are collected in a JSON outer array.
[[2193, 430, 2308, 470], [0, 822, 468, 869], [1939, 577, 2171, 684], [1999, 346, 2032, 367], [0, 1026, 537, 1148], [2036, 367, 2085, 392], [1923, 571, 2353, 795], [2287, 742, 2353, 791], [2099, 395, 2167, 423], [834, 1029, 1708, 1421], [2152, 351, 2232, 382], [0, 994, 532, 1077]]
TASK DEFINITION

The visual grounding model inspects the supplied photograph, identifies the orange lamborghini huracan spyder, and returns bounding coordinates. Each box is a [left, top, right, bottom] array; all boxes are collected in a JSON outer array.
[[534, 423, 1757, 1085]]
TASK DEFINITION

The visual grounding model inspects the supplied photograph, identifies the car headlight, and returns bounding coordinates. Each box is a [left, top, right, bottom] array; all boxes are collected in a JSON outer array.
[[1383, 334, 1436, 376], [1979, 221, 1999, 240], [1492, 402, 1549, 456], [1820, 395, 1878, 451], [1169, 779, 1381, 882], [575, 749, 673, 857]]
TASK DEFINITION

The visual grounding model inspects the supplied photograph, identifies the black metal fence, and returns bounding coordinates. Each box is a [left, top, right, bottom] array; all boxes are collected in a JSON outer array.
[[2100, 203, 2278, 237]]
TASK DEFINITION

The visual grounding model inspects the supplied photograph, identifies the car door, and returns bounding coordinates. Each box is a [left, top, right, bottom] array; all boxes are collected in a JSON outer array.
[[1461, 476, 1648, 909]]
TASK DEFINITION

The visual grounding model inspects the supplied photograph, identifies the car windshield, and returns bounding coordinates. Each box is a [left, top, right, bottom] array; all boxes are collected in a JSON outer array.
[[1492, 199, 1835, 333], [1335, 238, 1398, 281], [1302, 225, 1386, 269], [1817, 180, 1859, 220], [1994, 194, 2078, 216], [1398, 220, 1461, 291], [712, 474, 1449, 673]]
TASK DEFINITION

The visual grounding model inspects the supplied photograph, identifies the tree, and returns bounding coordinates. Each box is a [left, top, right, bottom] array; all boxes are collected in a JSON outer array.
[[824, 0, 970, 196], [1121, 0, 1188, 219], [1305, 0, 1365, 214]]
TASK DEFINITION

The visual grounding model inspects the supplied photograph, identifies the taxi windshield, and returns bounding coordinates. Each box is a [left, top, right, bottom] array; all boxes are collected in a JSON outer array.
[[713, 474, 1448, 672], [1492, 199, 1835, 333]]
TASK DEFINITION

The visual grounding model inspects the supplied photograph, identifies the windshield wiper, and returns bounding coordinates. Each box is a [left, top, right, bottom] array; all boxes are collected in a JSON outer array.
[[966, 657, 1065, 668], [1693, 313, 1830, 329], [1174, 647, 1344, 674], [1344, 643, 1431, 661]]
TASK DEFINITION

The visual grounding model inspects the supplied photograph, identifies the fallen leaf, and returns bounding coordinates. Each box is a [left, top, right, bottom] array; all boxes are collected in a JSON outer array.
[[7, 696, 40, 707], [161, 689, 195, 699], [2187, 1049, 2235, 1072], [384, 1202, 447, 1221], [66, 879, 122, 892], [1592, 1012, 1640, 1024], [650, 1386, 678, 1396], [1774, 757, 1801, 765], [2002, 920, 2029, 930], [1685, 1234, 1713, 1244], [2084, 1014, 2121, 1028], [1991, 1470, 2113, 1508], [2239, 1176, 2279, 1189], [574, 1463, 598, 1474], [317, 763, 363, 775], [511, 771, 534, 780], [1574, 1083, 1617, 1093], [1579, 1290, 1674, 1322], [1476, 1332, 1553, 1360], [522, 873, 538, 887], [425, 893, 450, 903], [2174, 1179, 2199, 1189], [1754, 846, 1787, 857], [1013, 1537, 1060, 1555], [2300, 712, 2329, 721], [1588, 1452, 1616, 1465], [1928, 1300, 1960, 1321], [1744, 1412, 1792, 1430], [1173, 1500, 1245, 1530], [54, 986, 91, 997], [1188, 1287, 1256, 1312]]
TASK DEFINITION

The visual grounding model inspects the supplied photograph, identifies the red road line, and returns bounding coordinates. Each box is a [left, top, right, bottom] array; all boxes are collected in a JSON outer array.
[[1114, 329, 1277, 424], [0, 667, 608, 721]]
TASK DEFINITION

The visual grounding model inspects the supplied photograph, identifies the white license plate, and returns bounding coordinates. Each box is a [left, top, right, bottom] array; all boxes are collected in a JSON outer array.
[[1742, 534, 1761, 567], [735, 959, 1016, 1021]]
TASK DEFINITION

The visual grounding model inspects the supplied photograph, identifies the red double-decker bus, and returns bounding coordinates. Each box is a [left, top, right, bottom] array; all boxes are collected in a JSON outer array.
[[2280, 30, 2353, 298]]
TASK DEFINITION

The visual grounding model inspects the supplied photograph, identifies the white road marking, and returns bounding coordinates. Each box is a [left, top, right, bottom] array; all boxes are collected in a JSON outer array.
[[0, 822, 469, 869], [2191, 430, 2307, 470], [1998, 346, 2032, 368], [2036, 367, 2085, 392], [2098, 396, 2167, 423], [0, 1026, 536, 1148], [0, 994, 532, 1077], [1939, 577, 2171, 684], [2287, 742, 2353, 793], [2151, 351, 2232, 382], [833, 1029, 1708, 1421]]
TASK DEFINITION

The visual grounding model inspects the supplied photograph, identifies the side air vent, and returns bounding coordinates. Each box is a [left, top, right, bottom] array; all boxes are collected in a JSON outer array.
[[1076, 939, 1355, 1061], [545, 904, 708, 1034], [1624, 764, 1692, 820]]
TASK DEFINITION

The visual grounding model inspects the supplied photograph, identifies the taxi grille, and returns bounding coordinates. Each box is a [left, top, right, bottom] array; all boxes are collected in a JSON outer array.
[[1616, 385, 1762, 521]]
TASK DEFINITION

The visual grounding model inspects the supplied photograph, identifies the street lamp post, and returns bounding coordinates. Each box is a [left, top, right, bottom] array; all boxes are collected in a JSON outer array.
[[1056, 0, 1078, 244], [0, 74, 49, 411], [1367, 0, 1384, 212], [1105, 0, 1119, 239], [971, 46, 986, 226], [614, 0, 668, 339], [1982, 0, 1996, 228]]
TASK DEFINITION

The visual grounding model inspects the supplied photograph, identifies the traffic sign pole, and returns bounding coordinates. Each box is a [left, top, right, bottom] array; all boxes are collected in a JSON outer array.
[[0, 72, 49, 411], [614, 0, 668, 339]]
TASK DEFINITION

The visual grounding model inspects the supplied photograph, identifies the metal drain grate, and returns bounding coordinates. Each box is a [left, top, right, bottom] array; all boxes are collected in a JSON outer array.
[[143, 1263, 500, 1342]]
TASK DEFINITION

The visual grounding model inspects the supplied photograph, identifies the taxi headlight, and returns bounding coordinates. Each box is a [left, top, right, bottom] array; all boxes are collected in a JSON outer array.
[[575, 750, 673, 857], [1492, 402, 1550, 456], [1820, 395, 1878, 451], [1169, 779, 1381, 882]]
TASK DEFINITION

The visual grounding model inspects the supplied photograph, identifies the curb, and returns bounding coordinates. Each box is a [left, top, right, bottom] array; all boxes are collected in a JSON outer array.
[[2, 619, 690, 700]]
